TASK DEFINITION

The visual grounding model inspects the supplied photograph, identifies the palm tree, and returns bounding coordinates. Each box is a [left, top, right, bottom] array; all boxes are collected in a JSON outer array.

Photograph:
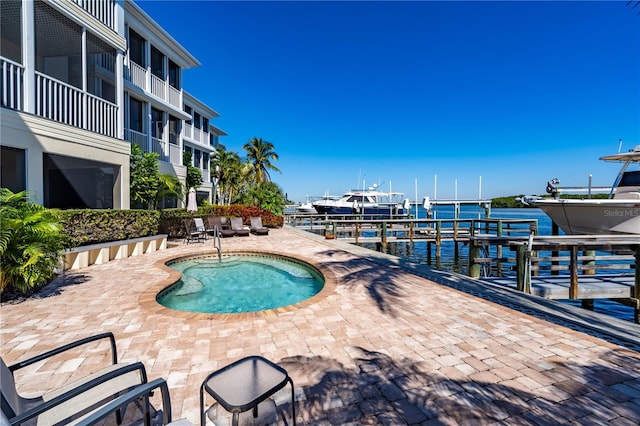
[[243, 137, 281, 183], [212, 147, 244, 205]]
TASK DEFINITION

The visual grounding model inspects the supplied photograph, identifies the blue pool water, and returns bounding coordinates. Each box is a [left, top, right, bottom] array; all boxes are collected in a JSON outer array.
[[157, 255, 324, 314]]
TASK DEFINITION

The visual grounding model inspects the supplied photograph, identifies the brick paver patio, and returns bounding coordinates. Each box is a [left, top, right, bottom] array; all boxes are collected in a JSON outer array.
[[1, 227, 639, 425]]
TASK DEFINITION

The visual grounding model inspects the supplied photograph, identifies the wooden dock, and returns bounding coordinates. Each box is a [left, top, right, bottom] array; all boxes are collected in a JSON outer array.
[[284, 213, 538, 258], [469, 234, 640, 323]]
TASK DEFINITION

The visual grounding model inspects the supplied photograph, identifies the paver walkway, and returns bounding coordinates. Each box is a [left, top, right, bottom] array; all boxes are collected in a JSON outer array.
[[1, 227, 639, 425]]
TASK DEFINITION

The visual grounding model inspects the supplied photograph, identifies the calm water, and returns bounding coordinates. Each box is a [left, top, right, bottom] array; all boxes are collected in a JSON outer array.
[[356, 206, 636, 322], [158, 256, 324, 314]]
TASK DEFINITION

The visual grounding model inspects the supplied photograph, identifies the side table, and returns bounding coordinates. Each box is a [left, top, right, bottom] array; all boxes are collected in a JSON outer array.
[[200, 356, 296, 426]]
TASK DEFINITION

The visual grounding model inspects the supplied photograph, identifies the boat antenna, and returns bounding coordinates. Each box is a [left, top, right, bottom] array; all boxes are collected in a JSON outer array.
[[618, 138, 623, 154]]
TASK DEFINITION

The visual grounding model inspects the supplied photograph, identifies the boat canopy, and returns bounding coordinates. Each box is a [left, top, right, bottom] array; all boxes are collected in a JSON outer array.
[[600, 145, 640, 162]]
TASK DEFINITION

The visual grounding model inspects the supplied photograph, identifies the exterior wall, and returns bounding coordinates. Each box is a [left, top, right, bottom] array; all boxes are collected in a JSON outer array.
[[1, 108, 131, 208]]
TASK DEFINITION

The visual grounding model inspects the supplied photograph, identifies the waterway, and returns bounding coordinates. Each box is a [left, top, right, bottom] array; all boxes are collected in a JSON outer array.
[[356, 205, 637, 322]]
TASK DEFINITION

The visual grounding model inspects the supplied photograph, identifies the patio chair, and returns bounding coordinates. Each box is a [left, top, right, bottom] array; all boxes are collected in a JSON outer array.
[[208, 216, 235, 238], [183, 218, 205, 244], [193, 218, 208, 240], [1, 332, 148, 425], [230, 217, 250, 237], [250, 217, 269, 236], [73, 378, 193, 426]]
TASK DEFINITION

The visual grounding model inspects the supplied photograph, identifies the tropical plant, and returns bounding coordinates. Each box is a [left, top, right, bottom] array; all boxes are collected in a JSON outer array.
[[130, 144, 161, 209], [243, 137, 280, 183], [212, 147, 244, 205], [183, 151, 203, 195], [244, 181, 286, 214], [0, 189, 67, 294], [155, 173, 183, 209]]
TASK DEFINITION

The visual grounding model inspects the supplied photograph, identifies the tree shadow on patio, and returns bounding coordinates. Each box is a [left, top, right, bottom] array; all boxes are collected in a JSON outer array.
[[279, 346, 640, 425], [318, 249, 411, 317], [1, 272, 90, 303]]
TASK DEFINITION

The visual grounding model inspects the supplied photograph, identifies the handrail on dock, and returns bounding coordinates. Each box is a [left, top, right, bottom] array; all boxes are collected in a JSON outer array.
[[469, 234, 640, 323]]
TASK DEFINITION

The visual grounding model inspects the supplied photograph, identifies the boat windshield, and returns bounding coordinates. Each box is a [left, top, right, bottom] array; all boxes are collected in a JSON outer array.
[[618, 170, 640, 187]]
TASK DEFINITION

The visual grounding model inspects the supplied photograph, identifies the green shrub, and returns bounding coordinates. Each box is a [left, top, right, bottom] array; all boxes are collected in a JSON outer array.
[[56, 209, 160, 247], [0, 189, 67, 295], [159, 205, 283, 238]]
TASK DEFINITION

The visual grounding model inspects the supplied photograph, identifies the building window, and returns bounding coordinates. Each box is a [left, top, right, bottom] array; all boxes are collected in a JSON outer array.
[[169, 60, 179, 88], [169, 115, 180, 145], [151, 46, 164, 79], [151, 108, 163, 139], [184, 105, 192, 125], [129, 97, 143, 132], [87, 32, 116, 103], [129, 29, 145, 67], [1, 0, 22, 64], [1, 146, 26, 193], [194, 112, 201, 129], [202, 118, 209, 133], [35, 2, 82, 88]]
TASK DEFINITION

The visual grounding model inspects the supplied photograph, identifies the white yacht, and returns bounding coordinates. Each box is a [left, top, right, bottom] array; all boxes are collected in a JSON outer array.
[[533, 145, 640, 235], [312, 185, 410, 217]]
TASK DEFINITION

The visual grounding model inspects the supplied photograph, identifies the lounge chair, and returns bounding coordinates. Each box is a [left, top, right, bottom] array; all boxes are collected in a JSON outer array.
[[193, 218, 208, 240], [184, 218, 205, 244], [73, 378, 193, 426], [230, 217, 250, 237], [1, 332, 148, 425], [250, 217, 269, 235], [208, 216, 235, 238]]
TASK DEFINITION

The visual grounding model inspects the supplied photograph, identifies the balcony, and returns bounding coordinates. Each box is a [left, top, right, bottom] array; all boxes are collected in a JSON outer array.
[[124, 61, 181, 109], [35, 72, 118, 138], [1, 58, 23, 110], [182, 124, 209, 145], [71, 0, 117, 31], [2, 58, 118, 138]]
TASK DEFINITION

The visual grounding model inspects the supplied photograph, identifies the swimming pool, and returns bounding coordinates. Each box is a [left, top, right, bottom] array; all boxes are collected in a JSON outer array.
[[157, 253, 325, 314]]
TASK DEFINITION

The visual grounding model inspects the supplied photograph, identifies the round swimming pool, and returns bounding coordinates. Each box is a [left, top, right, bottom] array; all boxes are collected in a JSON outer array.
[[157, 253, 325, 314]]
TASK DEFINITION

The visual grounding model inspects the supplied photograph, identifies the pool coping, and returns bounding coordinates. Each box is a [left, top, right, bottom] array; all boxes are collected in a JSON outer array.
[[139, 249, 338, 320]]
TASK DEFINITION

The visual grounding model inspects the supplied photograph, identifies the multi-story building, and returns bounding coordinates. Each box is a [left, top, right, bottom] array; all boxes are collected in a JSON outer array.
[[0, 0, 225, 209]]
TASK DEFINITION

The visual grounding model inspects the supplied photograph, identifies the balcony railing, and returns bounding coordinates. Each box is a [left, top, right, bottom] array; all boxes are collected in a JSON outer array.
[[1, 58, 24, 110], [183, 125, 209, 145], [150, 74, 165, 100], [35, 72, 118, 138], [152, 137, 169, 162], [169, 143, 181, 164], [127, 129, 147, 151], [168, 85, 180, 108], [127, 61, 146, 88], [202, 169, 210, 183], [72, 0, 116, 31]]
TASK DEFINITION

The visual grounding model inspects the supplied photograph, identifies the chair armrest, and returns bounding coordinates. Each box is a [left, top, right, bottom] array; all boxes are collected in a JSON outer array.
[[72, 378, 177, 426], [8, 332, 118, 372], [8, 362, 147, 425]]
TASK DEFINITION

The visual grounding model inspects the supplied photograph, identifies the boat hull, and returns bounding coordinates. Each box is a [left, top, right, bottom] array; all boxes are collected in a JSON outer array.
[[313, 205, 407, 217], [535, 199, 640, 235]]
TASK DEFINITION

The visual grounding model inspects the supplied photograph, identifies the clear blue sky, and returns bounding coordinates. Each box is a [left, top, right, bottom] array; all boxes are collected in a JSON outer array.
[[138, 0, 639, 203]]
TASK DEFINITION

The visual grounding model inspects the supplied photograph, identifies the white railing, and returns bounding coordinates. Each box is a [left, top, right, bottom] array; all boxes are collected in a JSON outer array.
[[202, 169, 211, 182], [1, 58, 24, 110], [168, 85, 181, 108], [127, 61, 147, 89], [127, 129, 147, 151], [72, 0, 116, 31], [169, 143, 181, 165], [152, 137, 169, 162], [35, 72, 118, 138], [150, 74, 165, 100], [183, 125, 192, 139], [86, 93, 118, 138]]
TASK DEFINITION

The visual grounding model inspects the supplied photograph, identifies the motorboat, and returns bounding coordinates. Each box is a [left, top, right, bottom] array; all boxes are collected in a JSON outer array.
[[312, 184, 410, 217], [533, 145, 640, 235]]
